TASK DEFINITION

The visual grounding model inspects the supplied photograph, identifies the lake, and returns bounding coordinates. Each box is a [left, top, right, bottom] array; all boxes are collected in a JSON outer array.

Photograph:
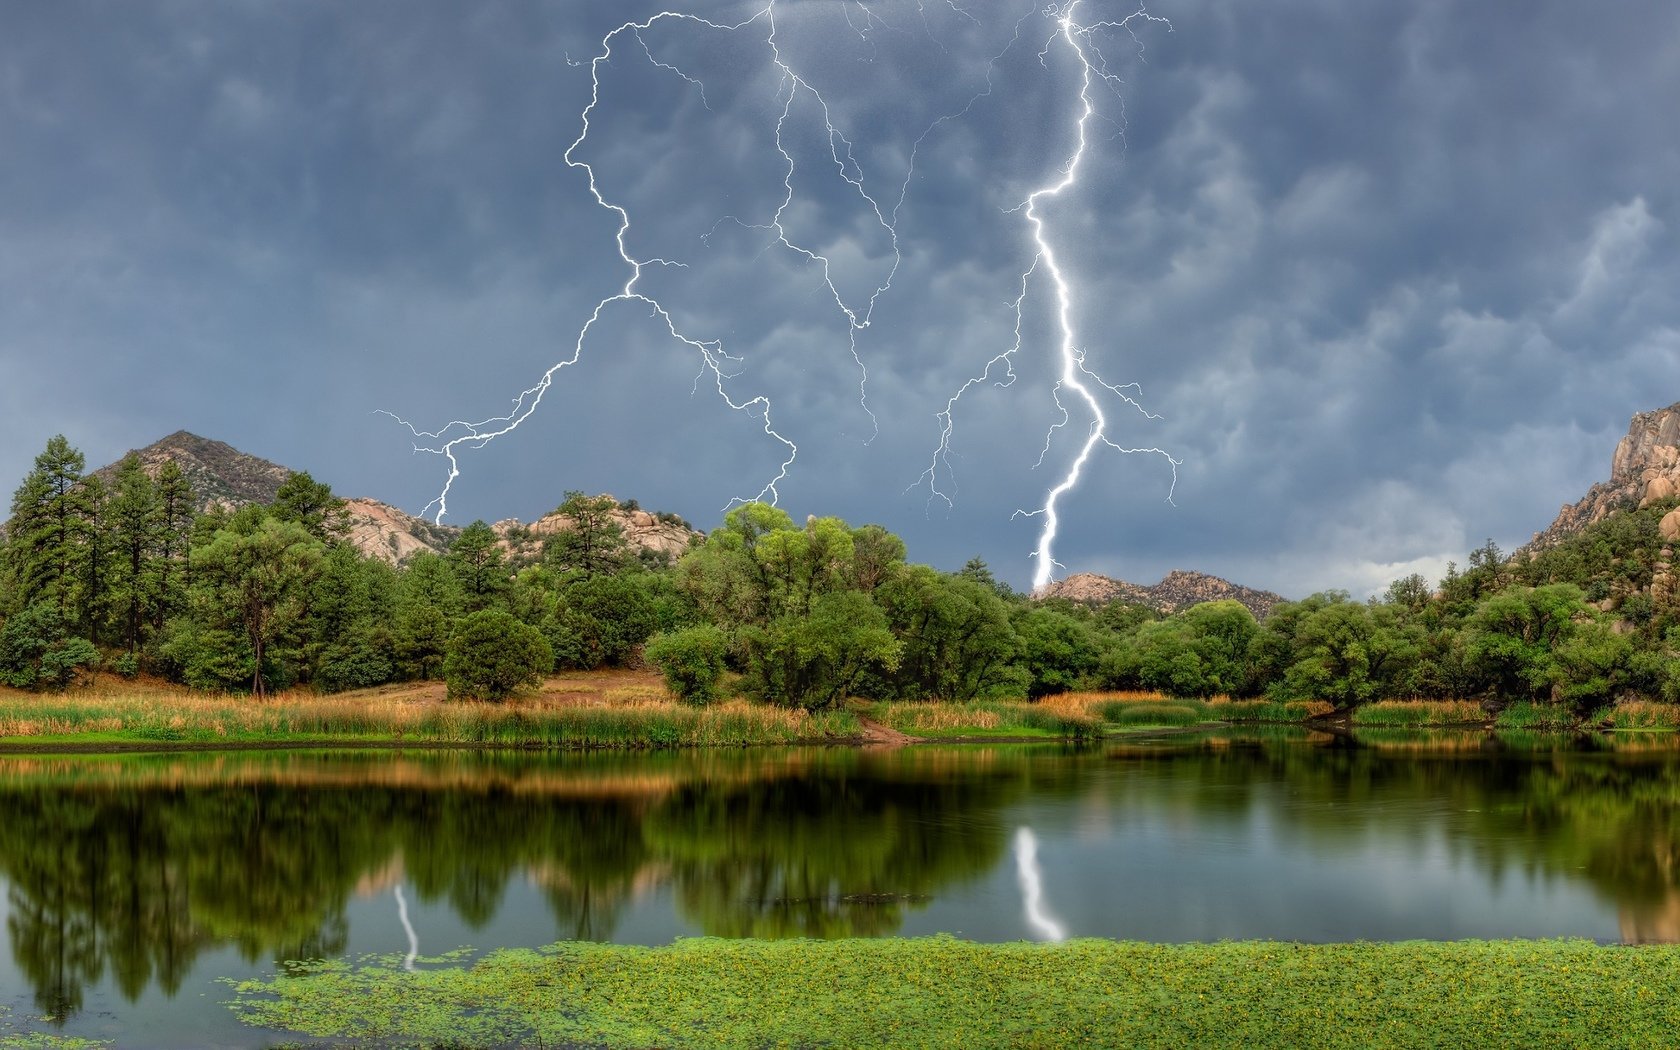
[[3, 729, 1679, 1046]]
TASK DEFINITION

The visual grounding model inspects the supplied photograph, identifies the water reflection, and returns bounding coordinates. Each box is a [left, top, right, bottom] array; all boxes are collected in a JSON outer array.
[[1013, 828, 1064, 941], [2, 732, 1680, 1024]]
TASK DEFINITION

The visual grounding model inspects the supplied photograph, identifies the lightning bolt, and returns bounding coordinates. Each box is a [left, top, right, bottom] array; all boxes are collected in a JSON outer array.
[[389, 4, 927, 522], [387, 2, 1178, 590], [916, 2, 1177, 591]]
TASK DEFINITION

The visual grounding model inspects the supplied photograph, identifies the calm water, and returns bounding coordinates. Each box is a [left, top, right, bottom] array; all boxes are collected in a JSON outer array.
[[3, 730, 1680, 1046]]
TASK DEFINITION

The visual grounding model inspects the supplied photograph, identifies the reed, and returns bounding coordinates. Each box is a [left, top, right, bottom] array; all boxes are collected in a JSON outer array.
[[1492, 701, 1577, 731], [1591, 700, 1680, 730], [0, 686, 860, 749], [1351, 700, 1487, 727], [867, 700, 1099, 739]]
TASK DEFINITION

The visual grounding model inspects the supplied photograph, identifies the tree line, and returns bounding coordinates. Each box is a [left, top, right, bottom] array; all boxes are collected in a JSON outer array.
[[3, 433, 1676, 713]]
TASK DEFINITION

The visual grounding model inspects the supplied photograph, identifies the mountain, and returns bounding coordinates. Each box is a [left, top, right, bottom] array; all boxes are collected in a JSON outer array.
[[1529, 401, 1680, 550], [92, 430, 293, 510], [1039, 570, 1284, 619], [94, 432, 701, 566]]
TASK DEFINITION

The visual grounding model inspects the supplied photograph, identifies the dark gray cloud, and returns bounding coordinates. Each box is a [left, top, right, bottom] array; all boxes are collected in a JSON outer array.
[[2, 0, 1676, 595]]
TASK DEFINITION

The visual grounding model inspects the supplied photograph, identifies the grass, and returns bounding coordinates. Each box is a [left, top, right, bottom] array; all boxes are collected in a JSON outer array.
[[1591, 700, 1680, 731], [1493, 702, 1579, 732], [865, 700, 1100, 740], [0, 672, 861, 750], [1351, 700, 1488, 727], [226, 936, 1680, 1049]]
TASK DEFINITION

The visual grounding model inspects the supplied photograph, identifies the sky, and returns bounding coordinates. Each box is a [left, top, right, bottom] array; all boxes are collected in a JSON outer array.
[[2, 0, 1677, 596]]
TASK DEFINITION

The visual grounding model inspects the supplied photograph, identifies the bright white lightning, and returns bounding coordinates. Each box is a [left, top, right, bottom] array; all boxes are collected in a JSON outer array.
[[919, 3, 1178, 590], [1014, 827, 1066, 942], [390, 4, 916, 522]]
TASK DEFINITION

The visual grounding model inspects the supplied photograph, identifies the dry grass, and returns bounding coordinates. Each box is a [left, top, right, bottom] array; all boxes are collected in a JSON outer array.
[[1592, 700, 1680, 730], [0, 670, 860, 749]]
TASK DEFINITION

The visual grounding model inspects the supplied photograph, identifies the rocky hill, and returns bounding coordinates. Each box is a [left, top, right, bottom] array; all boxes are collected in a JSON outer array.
[[1530, 402, 1680, 549], [95, 433, 701, 566], [93, 431, 292, 510], [1039, 570, 1284, 619]]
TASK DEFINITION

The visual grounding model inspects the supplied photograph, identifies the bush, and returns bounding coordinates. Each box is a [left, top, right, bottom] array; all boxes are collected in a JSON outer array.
[[0, 603, 99, 691], [646, 626, 730, 705], [443, 610, 553, 701]]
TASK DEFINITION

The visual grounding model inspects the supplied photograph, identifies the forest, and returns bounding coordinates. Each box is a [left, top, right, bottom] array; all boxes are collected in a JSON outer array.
[[3, 433, 1678, 718]]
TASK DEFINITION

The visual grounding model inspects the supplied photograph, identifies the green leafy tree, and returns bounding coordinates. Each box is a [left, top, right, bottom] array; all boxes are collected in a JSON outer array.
[[1550, 620, 1635, 713], [739, 591, 900, 710], [870, 566, 1023, 700], [672, 505, 906, 708], [185, 515, 325, 695], [0, 603, 98, 690], [645, 625, 730, 705], [443, 609, 552, 701], [1464, 584, 1589, 703], [1267, 598, 1419, 709], [554, 573, 659, 670], [1010, 605, 1104, 698], [1105, 601, 1258, 699]]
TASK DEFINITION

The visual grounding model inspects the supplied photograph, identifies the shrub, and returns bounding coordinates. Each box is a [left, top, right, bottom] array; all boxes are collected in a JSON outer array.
[[646, 626, 730, 706], [443, 610, 553, 701], [0, 603, 99, 691]]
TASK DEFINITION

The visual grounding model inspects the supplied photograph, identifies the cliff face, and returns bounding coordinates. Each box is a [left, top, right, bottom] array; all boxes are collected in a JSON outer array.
[[1039, 570, 1284, 619], [95, 433, 702, 566], [1531, 402, 1680, 549]]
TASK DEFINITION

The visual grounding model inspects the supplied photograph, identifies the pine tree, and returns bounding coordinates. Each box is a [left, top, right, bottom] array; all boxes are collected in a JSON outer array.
[[154, 459, 195, 625], [5, 436, 93, 617], [105, 454, 163, 654]]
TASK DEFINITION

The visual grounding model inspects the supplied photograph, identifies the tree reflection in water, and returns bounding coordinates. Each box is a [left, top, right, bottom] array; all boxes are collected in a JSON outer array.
[[0, 748, 1028, 1020], [4, 735, 1680, 1022]]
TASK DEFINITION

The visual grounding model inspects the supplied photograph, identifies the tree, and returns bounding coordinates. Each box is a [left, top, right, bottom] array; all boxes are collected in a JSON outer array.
[[0, 603, 98, 690], [1464, 584, 1589, 703], [104, 454, 163, 655], [392, 552, 464, 680], [1105, 601, 1258, 699], [448, 521, 509, 613], [870, 566, 1023, 701], [186, 516, 325, 696], [646, 625, 730, 705], [271, 472, 350, 542], [1274, 600, 1418, 710], [739, 591, 901, 710], [1011, 605, 1103, 698], [5, 435, 94, 617], [670, 504, 911, 708], [443, 609, 552, 701], [553, 573, 658, 670], [544, 491, 627, 578], [301, 544, 396, 692], [153, 460, 195, 626]]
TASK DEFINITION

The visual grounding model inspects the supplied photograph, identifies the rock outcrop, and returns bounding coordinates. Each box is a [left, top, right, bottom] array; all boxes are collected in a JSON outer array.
[[1530, 402, 1680, 550], [492, 503, 699, 566], [93, 433, 701, 567], [1039, 570, 1284, 619]]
